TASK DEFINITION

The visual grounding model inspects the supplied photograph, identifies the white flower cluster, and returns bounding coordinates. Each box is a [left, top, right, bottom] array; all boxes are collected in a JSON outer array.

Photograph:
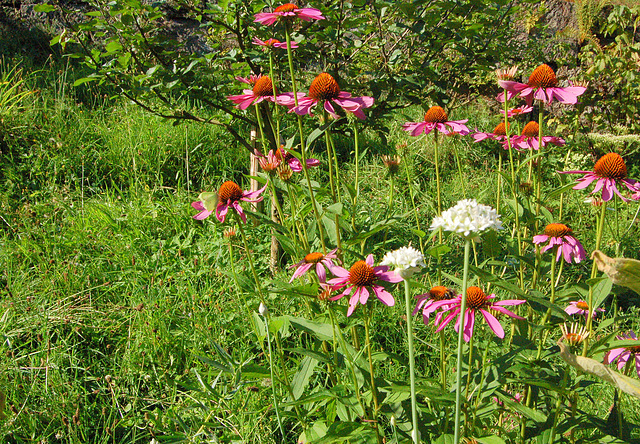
[[381, 246, 425, 279], [430, 199, 503, 240]]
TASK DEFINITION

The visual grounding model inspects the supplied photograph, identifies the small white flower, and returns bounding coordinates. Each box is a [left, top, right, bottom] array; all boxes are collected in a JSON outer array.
[[259, 302, 269, 317], [430, 199, 503, 241], [380, 246, 425, 279]]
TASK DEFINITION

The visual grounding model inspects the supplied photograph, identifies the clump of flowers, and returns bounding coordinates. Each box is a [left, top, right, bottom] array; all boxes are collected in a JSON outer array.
[[561, 152, 640, 202], [192, 181, 266, 223], [380, 246, 425, 279], [289, 249, 338, 283], [605, 331, 640, 377], [430, 286, 525, 342], [402, 106, 470, 137], [430, 199, 503, 241], [532, 223, 586, 264], [328, 254, 402, 316]]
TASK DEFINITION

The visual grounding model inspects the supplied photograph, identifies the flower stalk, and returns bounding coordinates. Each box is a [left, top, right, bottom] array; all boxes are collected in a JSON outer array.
[[454, 239, 471, 444], [404, 278, 420, 443]]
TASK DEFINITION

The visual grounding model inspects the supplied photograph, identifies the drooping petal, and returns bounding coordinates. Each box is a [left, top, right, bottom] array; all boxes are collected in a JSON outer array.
[[372, 285, 395, 307], [216, 203, 229, 223], [462, 309, 475, 342], [481, 309, 504, 338], [290, 263, 313, 282], [316, 262, 326, 283]]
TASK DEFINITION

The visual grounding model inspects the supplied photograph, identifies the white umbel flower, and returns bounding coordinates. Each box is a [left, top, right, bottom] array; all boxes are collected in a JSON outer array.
[[430, 199, 503, 241], [381, 246, 425, 279]]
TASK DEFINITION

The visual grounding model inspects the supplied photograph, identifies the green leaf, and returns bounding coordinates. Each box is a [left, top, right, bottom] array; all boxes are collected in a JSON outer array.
[[313, 421, 374, 444], [291, 356, 319, 400], [240, 364, 271, 379], [434, 434, 455, 444], [477, 436, 507, 444], [495, 391, 547, 422], [426, 244, 451, 259], [289, 316, 334, 342], [34, 3, 56, 12]]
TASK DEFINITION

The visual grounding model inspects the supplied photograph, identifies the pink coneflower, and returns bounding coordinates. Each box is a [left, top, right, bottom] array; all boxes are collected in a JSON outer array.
[[235, 74, 262, 85], [228, 76, 286, 110], [472, 122, 509, 143], [328, 254, 402, 316], [402, 106, 470, 137], [275, 146, 319, 172], [254, 3, 324, 26], [498, 63, 587, 105], [191, 181, 266, 224], [605, 331, 640, 377], [290, 249, 338, 283], [508, 121, 564, 151], [560, 152, 640, 202], [532, 223, 586, 263], [413, 286, 456, 324], [430, 286, 525, 342], [501, 105, 533, 118], [565, 300, 604, 318], [291, 72, 374, 120], [252, 37, 298, 50], [257, 149, 281, 173]]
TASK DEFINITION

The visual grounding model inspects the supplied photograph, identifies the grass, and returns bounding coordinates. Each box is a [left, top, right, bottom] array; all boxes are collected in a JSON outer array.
[[2, 56, 640, 443]]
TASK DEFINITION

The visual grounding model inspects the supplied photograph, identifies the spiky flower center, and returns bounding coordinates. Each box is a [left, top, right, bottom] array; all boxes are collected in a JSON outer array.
[[528, 64, 558, 88], [594, 153, 627, 180], [544, 223, 572, 238], [522, 121, 539, 137], [252, 76, 273, 97], [424, 106, 448, 123], [466, 286, 488, 310], [348, 261, 377, 287], [218, 181, 243, 203], [275, 3, 297, 12], [277, 164, 293, 182], [576, 301, 589, 310], [429, 286, 455, 301], [492, 122, 507, 136], [309, 73, 341, 101], [304, 252, 324, 264]]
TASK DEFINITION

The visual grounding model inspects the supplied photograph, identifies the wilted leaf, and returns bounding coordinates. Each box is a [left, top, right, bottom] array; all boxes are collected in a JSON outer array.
[[591, 250, 640, 295], [557, 338, 640, 399]]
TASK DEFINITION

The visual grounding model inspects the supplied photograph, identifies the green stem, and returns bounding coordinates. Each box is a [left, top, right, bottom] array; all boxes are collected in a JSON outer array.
[[228, 240, 284, 439], [454, 239, 472, 444], [549, 368, 569, 444], [364, 305, 382, 443], [534, 102, 544, 234], [503, 91, 524, 290], [439, 330, 447, 391], [401, 148, 425, 254], [583, 200, 608, 355], [263, 311, 286, 440], [496, 154, 502, 215], [284, 23, 326, 252], [287, 182, 309, 252], [404, 279, 420, 443]]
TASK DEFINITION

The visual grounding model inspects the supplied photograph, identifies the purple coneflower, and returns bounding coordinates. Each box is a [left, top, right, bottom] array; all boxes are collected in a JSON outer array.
[[228, 76, 287, 110], [413, 286, 456, 324], [402, 106, 470, 137], [254, 3, 324, 26], [561, 152, 640, 202], [430, 286, 525, 342], [328, 254, 401, 316], [532, 223, 586, 264], [498, 63, 586, 105], [290, 249, 337, 283], [605, 331, 640, 377], [192, 181, 266, 224], [565, 300, 604, 318], [252, 37, 298, 50], [472, 122, 509, 143], [291, 72, 374, 120], [507, 121, 564, 151]]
